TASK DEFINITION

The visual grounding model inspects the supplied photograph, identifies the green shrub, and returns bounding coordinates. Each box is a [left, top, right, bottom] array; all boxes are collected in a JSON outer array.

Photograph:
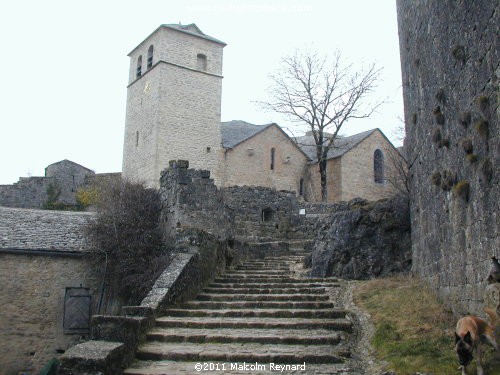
[[76, 186, 100, 209], [460, 138, 473, 154], [451, 45, 466, 64], [466, 154, 478, 163], [476, 95, 489, 111], [474, 118, 489, 137], [459, 111, 471, 127], [441, 170, 455, 191], [430, 172, 441, 187], [480, 158, 493, 182], [453, 180, 470, 202], [431, 128, 442, 143]]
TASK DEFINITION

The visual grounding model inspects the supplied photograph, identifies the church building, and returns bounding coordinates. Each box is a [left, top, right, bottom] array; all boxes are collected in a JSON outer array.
[[122, 24, 399, 203]]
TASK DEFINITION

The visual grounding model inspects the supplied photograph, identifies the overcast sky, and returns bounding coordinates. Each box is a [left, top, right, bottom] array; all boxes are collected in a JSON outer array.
[[0, 0, 403, 184]]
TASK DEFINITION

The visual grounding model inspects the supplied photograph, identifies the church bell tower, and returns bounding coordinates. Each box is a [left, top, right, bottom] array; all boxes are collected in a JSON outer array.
[[122, 24, 226, 187]]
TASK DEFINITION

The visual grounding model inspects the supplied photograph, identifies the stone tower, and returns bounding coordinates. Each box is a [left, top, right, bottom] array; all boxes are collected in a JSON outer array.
[[122, 24, 226, 187], [397, 0, 498, 315]]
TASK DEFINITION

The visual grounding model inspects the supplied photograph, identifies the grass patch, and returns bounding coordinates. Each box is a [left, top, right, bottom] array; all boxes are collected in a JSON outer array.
[[353, 276, 500, 375]]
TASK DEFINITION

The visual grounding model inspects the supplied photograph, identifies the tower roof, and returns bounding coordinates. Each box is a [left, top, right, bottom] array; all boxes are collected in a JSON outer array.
[[128, 23, 226, 56], [163, 23, 226, 45]]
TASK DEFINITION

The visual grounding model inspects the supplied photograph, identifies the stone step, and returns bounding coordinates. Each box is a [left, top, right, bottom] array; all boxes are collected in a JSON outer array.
[[264, 256, 305, 260], [146, 327, 342, 345], [203, 287, 327, 294], [135, 342, 350, 364], [196, 293, 329, 301], [155, 316, 353, 332], [235, 265, 290, 270], [231, 270, 289, 274], [217, 276, 339, 283], [178, 301, 335, 310], [234, 268, 290, 272], [218, 275, 290, 281], [162, 308, 347, 319], [124, 360, 357, 375], [228, 270, 290, 275], [240, 263, 293, 267], [209, 282, 340, 288]]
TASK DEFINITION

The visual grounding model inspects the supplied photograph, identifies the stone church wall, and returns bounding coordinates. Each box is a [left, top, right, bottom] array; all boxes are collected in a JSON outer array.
[[306, 131, 397, 203], [397, 0, 498, 315], [340, 130, 397, 201], [221, 125, 308, 193]]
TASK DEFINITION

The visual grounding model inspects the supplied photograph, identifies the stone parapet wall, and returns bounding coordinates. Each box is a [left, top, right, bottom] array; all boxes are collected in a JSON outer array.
[[0, 161, 117, 210], [397, 0, 499, 315], [0, 177, 52, 208], [159, 161, 231, 241]]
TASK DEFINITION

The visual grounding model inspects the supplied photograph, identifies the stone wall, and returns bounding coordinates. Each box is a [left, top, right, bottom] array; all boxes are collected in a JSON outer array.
[[340, 130, 398, 201], [159, 160, 231, 241], [0, 177, 52, 208], [305, 159, 342, 203], [397, 0, 499, 315], [160, 160, 309, 244], [305, 130, 398, 203], [222, 185, 304, 242], [0, 160, 117, 210], [45, 160, 95, 205], [0, 207, 104, 374], [220, 125, 309, 193]]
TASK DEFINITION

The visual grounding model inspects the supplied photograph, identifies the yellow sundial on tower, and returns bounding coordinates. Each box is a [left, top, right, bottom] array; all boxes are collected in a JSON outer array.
[[143, 81, 151, 93]]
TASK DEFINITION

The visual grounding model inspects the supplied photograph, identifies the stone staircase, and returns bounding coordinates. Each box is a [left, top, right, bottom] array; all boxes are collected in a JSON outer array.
[[124, 246, 357, 374]]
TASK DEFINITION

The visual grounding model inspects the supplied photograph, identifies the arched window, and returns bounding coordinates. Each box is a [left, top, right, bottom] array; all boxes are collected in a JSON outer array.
[[299, 178, 304, 196], [197, 54, 207, 71], [270, 148, 275, 170], [136, 55, 142, 78], [136, 131, 139, 147], [374, 149, 384, 183], [147, 45, 154, 69]]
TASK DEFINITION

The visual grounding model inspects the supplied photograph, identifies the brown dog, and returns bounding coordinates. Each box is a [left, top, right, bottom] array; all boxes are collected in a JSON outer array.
[[455, 308, 498, 375]]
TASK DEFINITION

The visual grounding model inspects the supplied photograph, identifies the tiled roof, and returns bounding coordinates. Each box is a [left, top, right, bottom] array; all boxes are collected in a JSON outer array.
[[0, 207, 94, 252], [221, 120, 274, 149], [295, 129, 378, 162]]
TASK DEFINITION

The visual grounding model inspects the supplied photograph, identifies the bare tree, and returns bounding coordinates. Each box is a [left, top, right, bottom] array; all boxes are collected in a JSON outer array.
[[261, 50, 383, 202], [385, 122, 417, 199]]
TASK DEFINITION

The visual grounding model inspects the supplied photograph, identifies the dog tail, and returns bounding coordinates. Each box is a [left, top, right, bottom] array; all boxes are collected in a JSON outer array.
[[485, 307, 499, 326]]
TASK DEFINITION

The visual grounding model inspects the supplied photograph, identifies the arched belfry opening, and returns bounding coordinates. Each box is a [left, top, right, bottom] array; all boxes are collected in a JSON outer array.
[[136, 55, 142, 78], [147, 45, 154, 69]]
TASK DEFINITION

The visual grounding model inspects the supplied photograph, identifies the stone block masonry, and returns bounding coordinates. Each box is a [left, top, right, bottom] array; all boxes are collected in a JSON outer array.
[[397, 0, 499, 315], [0, 207, 102, 374], [122, 25, 224, 187]]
